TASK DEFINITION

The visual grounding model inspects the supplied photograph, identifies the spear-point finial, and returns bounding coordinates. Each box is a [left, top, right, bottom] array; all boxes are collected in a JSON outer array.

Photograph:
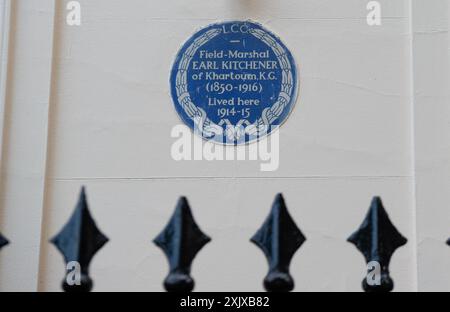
[[0, 232, 8, 250], [348, 197, 407, 292], [154, 197, 211, 292], [51, 187, 109, 292], [251, 194, 306, 292]]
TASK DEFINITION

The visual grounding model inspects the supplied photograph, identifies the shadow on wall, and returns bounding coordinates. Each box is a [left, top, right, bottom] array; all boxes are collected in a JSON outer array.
[[229, 0, 264, 18]]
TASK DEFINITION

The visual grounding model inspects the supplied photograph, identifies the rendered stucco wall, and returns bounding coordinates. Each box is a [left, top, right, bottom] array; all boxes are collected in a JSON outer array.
[[413, 0, 450, 292], [40, 0, 416, 292], [0, 0, 446, 292], [0, 0, 55, 291]]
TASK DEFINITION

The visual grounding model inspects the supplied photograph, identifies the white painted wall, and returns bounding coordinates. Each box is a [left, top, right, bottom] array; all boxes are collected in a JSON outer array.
[[0, 0, 447, 292], [413, 0, 450, 292], [0, 0, 55, 291]]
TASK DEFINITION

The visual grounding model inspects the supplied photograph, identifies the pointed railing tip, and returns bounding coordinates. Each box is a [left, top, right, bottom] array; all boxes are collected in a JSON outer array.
[[50, 187, 109, 292], [251, 193, 306, 292], [154, 197, 211, 293], [0, 232, 9, 250], [348, 196, 407, 293], [80, 185, 87, 200]]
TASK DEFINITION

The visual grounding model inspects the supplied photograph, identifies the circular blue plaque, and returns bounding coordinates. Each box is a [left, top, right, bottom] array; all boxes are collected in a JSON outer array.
[[170, 21, 298, 145]]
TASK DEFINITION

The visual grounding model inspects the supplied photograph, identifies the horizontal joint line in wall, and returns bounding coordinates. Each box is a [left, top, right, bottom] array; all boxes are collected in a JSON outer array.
[[52, 175, 413, 182]]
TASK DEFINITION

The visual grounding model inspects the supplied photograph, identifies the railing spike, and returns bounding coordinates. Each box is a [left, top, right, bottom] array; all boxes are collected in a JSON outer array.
[[0, 232, 8, 250], [251, 193, 306, 292], [154, 197, 211, 292], [348, 196, 407, 292], [50, 186, 109, 292]]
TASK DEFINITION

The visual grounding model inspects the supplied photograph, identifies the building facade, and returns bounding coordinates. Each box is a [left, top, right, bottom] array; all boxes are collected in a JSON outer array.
[[0, 0, 448, 292]]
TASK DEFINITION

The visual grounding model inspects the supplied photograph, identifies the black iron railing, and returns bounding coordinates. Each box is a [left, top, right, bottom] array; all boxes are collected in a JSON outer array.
[[0, 187, 429, 292]]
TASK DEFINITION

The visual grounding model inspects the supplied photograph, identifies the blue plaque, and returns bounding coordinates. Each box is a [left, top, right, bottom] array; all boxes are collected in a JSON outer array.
[[170, 21, 298, 145]]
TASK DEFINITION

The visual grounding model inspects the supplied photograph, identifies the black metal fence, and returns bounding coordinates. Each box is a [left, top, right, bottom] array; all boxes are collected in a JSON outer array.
[[0, 187, 441, 293]]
